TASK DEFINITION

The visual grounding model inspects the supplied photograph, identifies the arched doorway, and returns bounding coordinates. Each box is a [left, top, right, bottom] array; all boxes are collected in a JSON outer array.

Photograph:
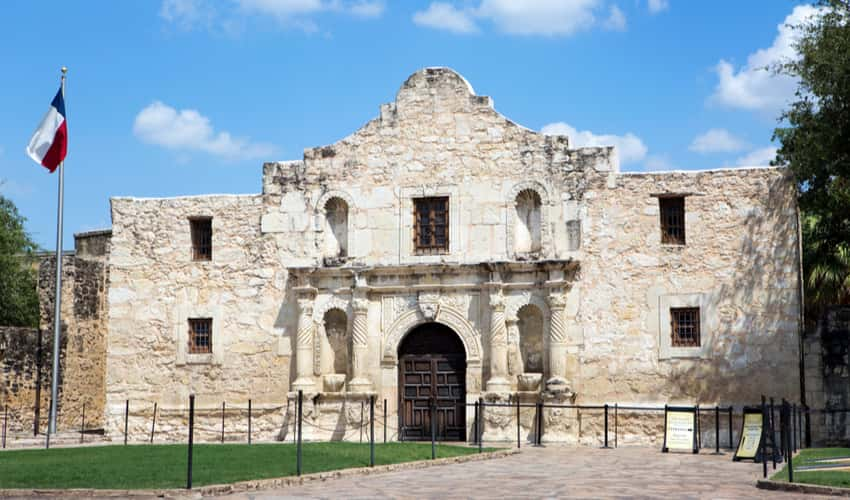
[[398, 323, 466, 441]]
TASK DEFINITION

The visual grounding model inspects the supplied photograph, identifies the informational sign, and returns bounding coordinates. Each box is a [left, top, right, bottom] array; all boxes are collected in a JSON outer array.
[[662, 406, 698, 453], [734, 408, 763, 461]]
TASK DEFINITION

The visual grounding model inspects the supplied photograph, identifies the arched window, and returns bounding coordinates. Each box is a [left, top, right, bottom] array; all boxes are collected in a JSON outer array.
[[323, 308, 349, 376], [324, 197, 348, 258], [517, 304, 544, 373], [515, 189, 542, 254]]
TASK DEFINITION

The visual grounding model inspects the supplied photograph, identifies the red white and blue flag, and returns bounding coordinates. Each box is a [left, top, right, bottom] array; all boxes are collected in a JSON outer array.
[[26, 87, 67, 173]]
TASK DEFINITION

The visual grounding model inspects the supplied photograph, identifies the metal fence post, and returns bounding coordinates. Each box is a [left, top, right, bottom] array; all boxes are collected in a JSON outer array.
[[603, 404, 609, 448], [761, 396, 768, 479], [786, 402, 794, 483], [535, 401, 544, 446], [124, 399, 129, 445], [430, 398, 436, 460], [516, 396, 521, 449], [473, 400, 479, 445], [81, 402, 86, 444], [370, 395, 375, 467], [791, 404, 796, 454], [45, 399, 51, 449], [297, 390, 303, 476], [614, 403, 618, 448], [714, 405, 719, 454], [2, 404, 7, 449], [478, 398, 483, 454], [383, 398, 387, 444], [187, 394, 195, 490], [221, 401, 225, 443], [150, 402, 157, 444], [727, 406, 733, 449], [248, 399, 252, 445], [804, 404, 811, 448]]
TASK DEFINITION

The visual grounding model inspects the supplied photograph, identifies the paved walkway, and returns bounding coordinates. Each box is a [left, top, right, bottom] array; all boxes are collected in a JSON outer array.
[[223, 446, 816, 499]]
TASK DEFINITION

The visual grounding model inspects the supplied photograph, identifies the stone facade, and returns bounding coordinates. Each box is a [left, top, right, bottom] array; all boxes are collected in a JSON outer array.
[[101, 68, 803, 443], [804, 306, 850, 445]]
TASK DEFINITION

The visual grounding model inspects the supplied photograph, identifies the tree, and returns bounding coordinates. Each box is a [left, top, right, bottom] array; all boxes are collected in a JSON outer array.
[[774, 0, 850, 318], [0, 193, 40, 327]]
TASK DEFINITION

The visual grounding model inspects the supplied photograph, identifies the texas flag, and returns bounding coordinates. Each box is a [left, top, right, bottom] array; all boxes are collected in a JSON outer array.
[[26, 87, 67, 172]]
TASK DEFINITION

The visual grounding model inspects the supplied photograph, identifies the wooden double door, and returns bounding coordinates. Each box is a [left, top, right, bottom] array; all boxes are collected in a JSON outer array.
[[398, 323, 466, 441]]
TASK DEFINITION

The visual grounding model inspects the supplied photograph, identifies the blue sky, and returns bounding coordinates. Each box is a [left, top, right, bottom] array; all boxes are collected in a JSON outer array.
[[0, 0, 815, 250]]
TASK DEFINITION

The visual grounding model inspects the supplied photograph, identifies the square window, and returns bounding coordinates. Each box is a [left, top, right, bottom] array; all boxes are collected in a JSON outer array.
[[413, 197, 449, 254], [659, 197, 685, 245], [188, 318, 212, 354], [670, 307, 700, 347], [190, 218, 212, 261]]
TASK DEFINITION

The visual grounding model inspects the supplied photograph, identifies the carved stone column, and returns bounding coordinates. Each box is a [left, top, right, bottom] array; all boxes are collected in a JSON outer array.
[[486, 290, 511, 393], [292, 292, 317, 392], [348, 291, 373, 393], [546, 290, 570, 393]]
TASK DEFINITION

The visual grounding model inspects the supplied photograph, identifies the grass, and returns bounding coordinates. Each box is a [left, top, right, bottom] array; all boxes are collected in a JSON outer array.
[[0, 442, 494, 490], [772, 447, 850, 488]]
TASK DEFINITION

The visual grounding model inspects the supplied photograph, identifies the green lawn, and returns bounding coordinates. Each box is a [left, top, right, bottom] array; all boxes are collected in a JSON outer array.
[[0, 442, 493, 490], [772, 447, 850, 488]]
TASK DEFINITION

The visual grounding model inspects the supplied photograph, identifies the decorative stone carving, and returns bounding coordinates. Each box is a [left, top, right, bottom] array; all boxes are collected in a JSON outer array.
[[486, 289, 510, 393], [293, 291, 317, 392], [546, 290, 570, 394], [348, 289, 372, 392]]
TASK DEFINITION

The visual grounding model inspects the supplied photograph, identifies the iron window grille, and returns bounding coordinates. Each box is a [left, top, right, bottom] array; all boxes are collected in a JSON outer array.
[[670, 307, 700, 347], [190, 217, 212, 261], [413, 197, 449, 254], [188, 318, 212, 354], [659, 196, 685, 245]]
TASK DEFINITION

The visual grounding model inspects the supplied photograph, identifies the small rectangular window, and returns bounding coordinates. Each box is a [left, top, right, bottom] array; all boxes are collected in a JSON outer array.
[[670, 307, 700, 347], [659, 197, 685, 245], [413, 197, 449, 254], [190, 218, 212, 261], [566, 220, 581, 251], [188, 318, 212, 354]]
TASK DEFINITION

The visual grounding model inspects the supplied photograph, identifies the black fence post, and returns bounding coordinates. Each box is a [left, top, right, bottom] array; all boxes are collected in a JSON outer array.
[[535, 401, 544, 446], [296, 390, 303, 476], [804, 404, 811, 448], [791, 404, 796, 454], [478, 398, 483, 454], [187, 394, 195, 490], [45, 399, 51, 450], [603, 404, 609, 448], [614, 403, 618, 449], [383, 398, 387, 444], [2, 404, 6, 449], [727, 406, 733, 449], [786, 402, 794, 483], [221, 401, 225, 444], [248, 399, 252, 445], [430, 398, 436, 460], [761, 396, 768, 479], [473, 400, 479, 445], [370, 395, 375, 467], [81, 402, 86, 444], [360, 401, 364, 443], [797, 404, 802, 450], [150, 402, 157, 444], [714, 405, 719, 454], [124, 399, 129, 445], [516, 396, 521, 449]]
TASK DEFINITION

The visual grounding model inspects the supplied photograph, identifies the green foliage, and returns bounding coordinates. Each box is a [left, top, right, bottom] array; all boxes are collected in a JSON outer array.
[[774, 0, 850, 315], [0, 442, 493, 489], [0, 194, 40, 327]]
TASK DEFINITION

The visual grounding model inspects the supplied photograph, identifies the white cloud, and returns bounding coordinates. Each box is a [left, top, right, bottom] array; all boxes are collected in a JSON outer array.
[[541, 121, 648, 166], [647, 0, 668, 14], [733, 146, 778, 167], [413, 3, 478, 34], [133, 101, 276, 160], [688, 128, 748, 154], [413, 0, 617, 37], [160, 0, 383, 33], [710, 5, 821, 114], [644, 154, 674, 170], [603, 5, 626, 31]]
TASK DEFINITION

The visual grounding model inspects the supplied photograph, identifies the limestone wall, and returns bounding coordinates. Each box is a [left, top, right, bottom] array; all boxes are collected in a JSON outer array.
[[0, 326, 43, 436], [105, 195, 290, 439]]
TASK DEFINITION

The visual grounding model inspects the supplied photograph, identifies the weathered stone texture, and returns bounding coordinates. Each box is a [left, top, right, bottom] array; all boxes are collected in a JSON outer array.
[[0, 326, 43, 435], [103, 68, 803, 443]]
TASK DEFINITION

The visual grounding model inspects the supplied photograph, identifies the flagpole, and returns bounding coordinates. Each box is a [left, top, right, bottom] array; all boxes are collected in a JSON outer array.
[[48, 66, 67, 437]]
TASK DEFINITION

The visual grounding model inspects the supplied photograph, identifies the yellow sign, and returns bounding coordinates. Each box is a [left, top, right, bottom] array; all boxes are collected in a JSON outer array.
[[665, 410, 695, 451], [735, 412, 762, 459]]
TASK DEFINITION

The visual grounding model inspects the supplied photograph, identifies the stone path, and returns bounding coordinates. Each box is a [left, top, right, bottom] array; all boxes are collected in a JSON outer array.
[[222, 446, 817, 499]]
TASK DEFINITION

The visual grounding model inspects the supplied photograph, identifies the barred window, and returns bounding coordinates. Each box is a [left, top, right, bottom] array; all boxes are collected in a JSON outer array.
[[414, 197, 449, 254], [190, 218, 212, 261], [659, 197, 685, 245], [188, 318, 212, 354], [670, 308, 700, 347]]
